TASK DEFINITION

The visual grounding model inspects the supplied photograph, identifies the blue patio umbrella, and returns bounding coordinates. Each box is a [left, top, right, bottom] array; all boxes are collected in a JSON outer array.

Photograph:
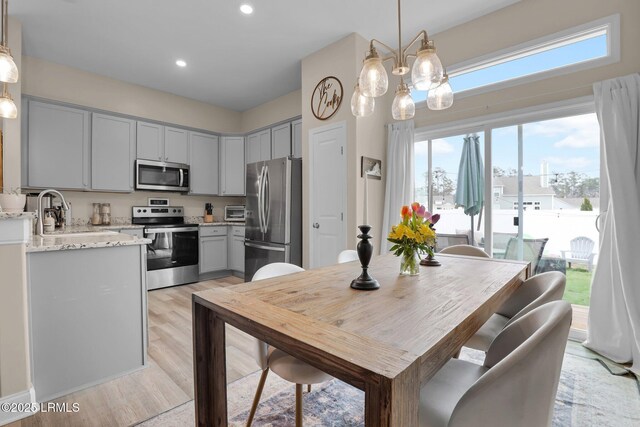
[[455, 134, 484, 245]]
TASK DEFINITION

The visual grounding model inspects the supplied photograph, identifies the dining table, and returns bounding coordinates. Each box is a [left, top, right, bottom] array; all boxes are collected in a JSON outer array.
[[192, 253, 530, 426]]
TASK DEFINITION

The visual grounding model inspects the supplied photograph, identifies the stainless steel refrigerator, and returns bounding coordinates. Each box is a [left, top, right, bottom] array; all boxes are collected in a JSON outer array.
[[245, 157, 302, 281]]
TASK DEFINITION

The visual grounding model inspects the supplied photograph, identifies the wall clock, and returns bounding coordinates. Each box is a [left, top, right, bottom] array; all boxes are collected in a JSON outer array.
[[311, 76, 343, 120]]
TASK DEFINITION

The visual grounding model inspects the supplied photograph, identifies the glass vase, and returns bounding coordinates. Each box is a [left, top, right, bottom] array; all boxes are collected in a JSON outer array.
[[400, 249, 420, 276]]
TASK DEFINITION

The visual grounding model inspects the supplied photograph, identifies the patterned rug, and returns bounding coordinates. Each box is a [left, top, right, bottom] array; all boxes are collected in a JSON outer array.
[[137, 341, 640, 426]]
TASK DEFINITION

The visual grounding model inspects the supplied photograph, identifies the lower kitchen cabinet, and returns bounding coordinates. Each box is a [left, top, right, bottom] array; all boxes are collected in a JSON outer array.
[[228, 226, 245, 273], [199, 227, 228, 274]]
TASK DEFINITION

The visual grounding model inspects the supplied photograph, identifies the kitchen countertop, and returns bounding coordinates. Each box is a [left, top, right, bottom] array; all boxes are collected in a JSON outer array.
[[0, 212, 35, 220], [26, 232, 151, 253], [197, 221, 245, 227], [46, 224, 145, 234]]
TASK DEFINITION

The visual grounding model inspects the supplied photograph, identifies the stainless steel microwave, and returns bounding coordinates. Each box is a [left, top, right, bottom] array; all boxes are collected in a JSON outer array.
[[135, 159, 190, 192]]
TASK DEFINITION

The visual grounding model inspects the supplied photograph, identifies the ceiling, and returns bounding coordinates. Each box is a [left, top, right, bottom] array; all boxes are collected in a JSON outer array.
[[12, 0, 520, 112]]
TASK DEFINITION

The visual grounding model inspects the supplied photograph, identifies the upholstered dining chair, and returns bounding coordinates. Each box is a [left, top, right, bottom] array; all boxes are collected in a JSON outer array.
[[464, 271, 566, 352], [420, 300, 572, 427], [337, 249, 359, 263], [439, 245, 490, 258], [245, 262, 332, 427]]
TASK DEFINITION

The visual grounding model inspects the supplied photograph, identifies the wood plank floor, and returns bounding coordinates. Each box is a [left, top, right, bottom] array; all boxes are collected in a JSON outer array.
[[10, 276, 258, 427]]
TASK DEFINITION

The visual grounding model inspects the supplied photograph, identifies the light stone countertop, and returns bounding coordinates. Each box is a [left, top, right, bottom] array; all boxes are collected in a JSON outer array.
[[26, 231, 151, 253], [45, 224, 145, 234], [197, 221, 245, 227], [0, 212, 35, 220]]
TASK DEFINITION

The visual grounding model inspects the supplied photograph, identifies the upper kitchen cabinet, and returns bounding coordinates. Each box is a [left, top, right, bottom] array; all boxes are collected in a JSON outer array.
[[292, 119, 302, 158], [25, 100, 91, 190], [189, 132, 219, 195], [271, 122, 291, 159], [164, 126, 189, 164], [136, 122, 188, 164], [220, 136, 245, 196], [136, 121, 164, 161], [246, 129, 271, 164], [92, 114, 136, 192]]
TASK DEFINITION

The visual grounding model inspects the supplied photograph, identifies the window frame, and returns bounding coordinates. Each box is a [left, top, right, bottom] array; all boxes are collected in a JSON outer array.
[[416, 14, 620, 102]]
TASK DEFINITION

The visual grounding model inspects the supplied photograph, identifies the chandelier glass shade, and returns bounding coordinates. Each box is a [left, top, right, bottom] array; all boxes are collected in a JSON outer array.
[[0, 0, 17, 84], [0, 83, 17, 118], [353, 0, 453, 120], [427, 73, 454, 110], [351, 82, 375, 117]]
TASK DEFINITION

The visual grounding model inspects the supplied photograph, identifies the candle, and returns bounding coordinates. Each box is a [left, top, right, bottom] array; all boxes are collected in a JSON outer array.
[[363, 171, 369, 225]]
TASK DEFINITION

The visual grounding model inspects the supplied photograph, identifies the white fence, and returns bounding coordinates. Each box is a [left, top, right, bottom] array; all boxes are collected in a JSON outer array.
[[433, 208, 600, 261]]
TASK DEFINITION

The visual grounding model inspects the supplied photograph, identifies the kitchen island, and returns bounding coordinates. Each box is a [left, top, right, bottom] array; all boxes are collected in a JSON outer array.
[[26, 230, 151, 402]]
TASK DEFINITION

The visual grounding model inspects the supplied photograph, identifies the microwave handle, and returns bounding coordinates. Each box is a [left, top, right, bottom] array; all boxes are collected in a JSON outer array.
[[179, 169, 184, 187]]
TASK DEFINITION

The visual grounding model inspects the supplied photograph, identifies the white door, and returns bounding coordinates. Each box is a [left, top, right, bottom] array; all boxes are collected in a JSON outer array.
[[309, 122, 346, 268]]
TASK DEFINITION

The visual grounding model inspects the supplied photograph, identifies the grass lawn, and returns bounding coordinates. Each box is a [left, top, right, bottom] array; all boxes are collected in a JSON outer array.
[[564, 267, 592, 306]]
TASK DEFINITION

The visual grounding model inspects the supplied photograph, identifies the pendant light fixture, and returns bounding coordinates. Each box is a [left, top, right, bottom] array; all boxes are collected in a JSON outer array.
[[351, 82, 375, 117], [353, 0, 453, 120], [0, 0, 18, 84], [0, 83, 16, 118], [427, 72, 454, 110]]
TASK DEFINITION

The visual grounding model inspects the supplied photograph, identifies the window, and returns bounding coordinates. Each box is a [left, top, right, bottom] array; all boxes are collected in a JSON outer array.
[[413, 15, 619, 101]]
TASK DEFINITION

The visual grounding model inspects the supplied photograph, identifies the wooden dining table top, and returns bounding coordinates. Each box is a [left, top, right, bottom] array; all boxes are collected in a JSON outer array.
[[193, 253, 530, 389]]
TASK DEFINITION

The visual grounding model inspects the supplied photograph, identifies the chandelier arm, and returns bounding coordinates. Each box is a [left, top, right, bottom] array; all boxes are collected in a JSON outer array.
[[401, 30, 428, 60], [369, 38, 398, 57], [1, 0, 5, 46]]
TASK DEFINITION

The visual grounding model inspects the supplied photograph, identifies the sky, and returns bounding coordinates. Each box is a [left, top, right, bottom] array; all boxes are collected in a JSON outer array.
[[413, 33, 605, 193]]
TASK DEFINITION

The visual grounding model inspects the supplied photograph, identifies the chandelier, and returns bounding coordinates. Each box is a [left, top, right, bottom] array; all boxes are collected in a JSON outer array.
[[0, 0, 18, 119], [351, 0, 453, 120]]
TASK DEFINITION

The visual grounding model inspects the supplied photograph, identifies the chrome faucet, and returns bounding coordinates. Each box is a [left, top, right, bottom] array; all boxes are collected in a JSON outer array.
[[36, 189, 70, 236]]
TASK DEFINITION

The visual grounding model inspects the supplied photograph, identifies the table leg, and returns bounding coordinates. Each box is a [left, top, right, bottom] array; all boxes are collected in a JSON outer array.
[[193, 301, 228, 426], [364, 362, 420, 426]]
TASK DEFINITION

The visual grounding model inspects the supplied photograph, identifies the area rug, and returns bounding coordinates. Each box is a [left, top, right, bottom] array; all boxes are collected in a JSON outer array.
[[136, 342, 640, 427]]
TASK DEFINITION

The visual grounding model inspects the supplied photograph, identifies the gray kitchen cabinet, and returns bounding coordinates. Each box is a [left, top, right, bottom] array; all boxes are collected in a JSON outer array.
[[200, 233, 228, 273], [164, 126, 189, 164], [26, 100, 90, 190], [92, 113, 136, 192], [271, 122, 292, 159], [220, 136, 245, 196], [136, 122, 188, 164], [189, 132, 219, 195], [136, 121, 164, 161], [246, 129, 271, 164], [28, 245, 147, 402], [292, 119, 302, 158], [228, 226, 245, 273]]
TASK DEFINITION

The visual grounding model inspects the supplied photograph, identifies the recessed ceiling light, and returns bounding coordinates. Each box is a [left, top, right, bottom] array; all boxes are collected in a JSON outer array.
[[240, 4, 253, 15], [176, 59, 187, 67]]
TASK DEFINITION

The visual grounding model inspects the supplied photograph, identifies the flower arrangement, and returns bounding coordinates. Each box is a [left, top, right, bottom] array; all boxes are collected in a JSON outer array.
[[387, 202, 440, 275]]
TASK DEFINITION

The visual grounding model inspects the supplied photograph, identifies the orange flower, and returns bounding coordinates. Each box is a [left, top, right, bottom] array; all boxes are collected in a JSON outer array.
[[411, 202, 420, 212], [401, 205, 411, 219]]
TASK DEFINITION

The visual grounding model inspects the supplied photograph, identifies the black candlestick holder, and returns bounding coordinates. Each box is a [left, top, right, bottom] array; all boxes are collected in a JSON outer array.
[[420, 247, 441, 266], [350, 225, 380, 291]]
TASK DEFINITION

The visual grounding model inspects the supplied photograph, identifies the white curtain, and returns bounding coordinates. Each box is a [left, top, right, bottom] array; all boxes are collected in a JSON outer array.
[[584, 73, 640, 375], [381, 120, 415, 252]]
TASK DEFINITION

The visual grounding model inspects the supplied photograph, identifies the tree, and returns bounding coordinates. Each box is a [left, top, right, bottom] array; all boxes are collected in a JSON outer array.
[[425, 167, 455, 198], [580, 197, 593, 211]]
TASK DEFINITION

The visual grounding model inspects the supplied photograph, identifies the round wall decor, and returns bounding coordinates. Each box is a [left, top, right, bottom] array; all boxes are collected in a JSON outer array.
[[311, 76, 343, 120]]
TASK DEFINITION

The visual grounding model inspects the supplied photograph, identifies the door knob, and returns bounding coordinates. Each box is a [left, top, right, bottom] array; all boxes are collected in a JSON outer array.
[[313, 222, 320, 229]]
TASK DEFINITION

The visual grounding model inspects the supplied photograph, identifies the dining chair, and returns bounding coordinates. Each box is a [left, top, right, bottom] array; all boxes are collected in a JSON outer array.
[[420, 300, 572, 427], [337, 249, 359, 263], [245, 262, 332, 427], [439, 245, 489, 258], [464, 271, 566, 352]]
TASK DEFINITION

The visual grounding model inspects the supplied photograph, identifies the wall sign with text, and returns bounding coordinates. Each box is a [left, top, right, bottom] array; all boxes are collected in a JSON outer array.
[[311, 76, 343, 120]]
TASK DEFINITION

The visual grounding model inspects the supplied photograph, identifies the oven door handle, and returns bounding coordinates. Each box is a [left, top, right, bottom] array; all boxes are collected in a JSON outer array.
[[145, 226, 198, 233]]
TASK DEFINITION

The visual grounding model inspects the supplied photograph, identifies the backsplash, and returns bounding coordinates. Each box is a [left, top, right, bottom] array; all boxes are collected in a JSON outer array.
[[58, 190, 244, 224]]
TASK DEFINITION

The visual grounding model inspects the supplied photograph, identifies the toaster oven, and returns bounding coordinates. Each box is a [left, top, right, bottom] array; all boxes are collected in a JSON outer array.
[[224, 205, 245, 222]]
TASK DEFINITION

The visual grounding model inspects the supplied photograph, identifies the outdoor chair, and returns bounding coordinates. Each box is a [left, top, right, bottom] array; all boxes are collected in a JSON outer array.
[[504, 237, 549, 274], [561, 236, 595, 272], [420, 301, 572, 427], [436, 234, 470, 252]]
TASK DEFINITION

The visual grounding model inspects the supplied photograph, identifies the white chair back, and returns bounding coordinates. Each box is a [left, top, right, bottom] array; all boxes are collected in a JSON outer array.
[[248, 263, 305, 370], [439, 245, 489, 258], [496, 271, 566, 326], [570, 236, 595, 258], [337, 249, 359, 263], [450, 300, 572, 427]]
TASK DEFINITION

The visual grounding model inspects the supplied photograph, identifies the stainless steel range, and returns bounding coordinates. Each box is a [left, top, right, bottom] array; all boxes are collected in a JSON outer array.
[[132, 206, 199, 290]]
